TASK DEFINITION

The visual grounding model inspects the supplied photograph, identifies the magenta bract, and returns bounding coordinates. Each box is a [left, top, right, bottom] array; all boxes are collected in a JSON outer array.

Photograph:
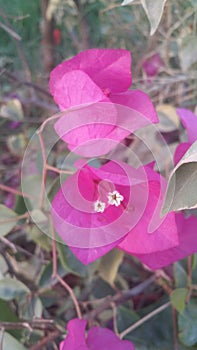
[[49, 49, 158, 156], [51, 160, 185, 268], [174, 108, 197, 164], [60, 318, 135, 350]]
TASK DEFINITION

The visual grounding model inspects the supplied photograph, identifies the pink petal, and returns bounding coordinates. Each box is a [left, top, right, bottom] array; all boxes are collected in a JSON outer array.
[[110, 90, 158, 124], [49, 48, 132, 95], [70, 239, 123, 265], [118, 180, 179, 255], [176, 108, 197, 144], [133, 214, 197, 270], [54, 100, 158, 157], [142, 53, 164, 77], [53, 70, 106, 110], [174, 142, 190, 165], [87, 327, 135, 350], [54, 103, 116, 156], [60, 319, 88, 350], [51, 161, 149, 254]]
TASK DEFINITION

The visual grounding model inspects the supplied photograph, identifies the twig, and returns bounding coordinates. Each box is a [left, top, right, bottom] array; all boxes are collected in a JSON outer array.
[[88, 275, 155, 320], [0, 320, 54, 331], [172, 306, 178, 350], [50, 217, 82, 319], [0, 21, 21, 40], [0, 211, 29, 225], [119, 301, 171, 339], [29, 330, 60, 350], [0, 6, 32, 84], [0, 236, 17, 253], [0, 183, 34, 199]]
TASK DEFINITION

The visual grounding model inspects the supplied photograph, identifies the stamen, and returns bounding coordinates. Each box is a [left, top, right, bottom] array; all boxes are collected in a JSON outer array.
[[94, 200, 106, 213], [108, 190, 124, 207]]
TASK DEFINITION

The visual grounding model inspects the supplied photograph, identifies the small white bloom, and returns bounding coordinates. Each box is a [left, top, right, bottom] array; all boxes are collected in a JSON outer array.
[[107, 190, 124, 207], [94, 200, 106, 213]]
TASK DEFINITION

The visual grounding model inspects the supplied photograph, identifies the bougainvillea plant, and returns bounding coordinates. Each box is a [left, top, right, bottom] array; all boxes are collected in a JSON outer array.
[[47, 48, 197, 348]]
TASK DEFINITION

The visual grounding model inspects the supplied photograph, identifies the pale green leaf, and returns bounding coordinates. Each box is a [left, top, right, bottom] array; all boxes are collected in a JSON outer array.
[[141, 0, 168, 35], [0, 278, 29, 301], [180, 36, 197, 71], [98, 249, 124, 285], [170, 288, 188, 313], [0, 98, 24, 121], [178, 299, 197, 346], [122, 0, 168, 35], [162, 141, 197, 215], [2, 332, 27, 350], [0, 204, 18, 237]]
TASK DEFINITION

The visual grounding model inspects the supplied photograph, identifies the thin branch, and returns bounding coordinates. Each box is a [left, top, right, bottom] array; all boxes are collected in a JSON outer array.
[[29, 330, 60, 350], [0, 183, 34, 199], [119, 301, 171, 339], [51, 219, 82, 319], [88, 275, 155, 320], [0, 21, 21, 40]]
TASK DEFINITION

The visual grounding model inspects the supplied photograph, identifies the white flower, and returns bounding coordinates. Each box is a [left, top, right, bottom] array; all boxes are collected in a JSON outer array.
[[107, 190, 124, 207], [94, 200, 106, 213]]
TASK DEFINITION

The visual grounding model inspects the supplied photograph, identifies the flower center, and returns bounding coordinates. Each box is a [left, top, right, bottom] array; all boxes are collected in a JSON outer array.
[[108, 190, 124, 207], [94, 200, 106, 213]]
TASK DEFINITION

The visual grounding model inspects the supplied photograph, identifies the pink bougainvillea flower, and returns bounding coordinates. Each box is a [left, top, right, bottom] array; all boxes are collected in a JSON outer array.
[[133, 214, 197, 270], [174, 108, 197, 164], [49, 49, 158, 156], [60, 318, 135, 350], [51, 159, 184, 268], [142, 53, 164, 77]]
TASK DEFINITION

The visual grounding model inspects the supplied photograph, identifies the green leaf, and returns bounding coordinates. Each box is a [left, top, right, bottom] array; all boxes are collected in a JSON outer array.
[[98, 249, 124, 285], [57, 240, 88, 277], [117, 305, 140, 333], [140, 0, 168, 35], [2, 332, 27, 350], [174, 262, 188, 288], [0, 278, 29, 301], [0, 204, 18, 237], [178, 299, 197, 346], [0, 98, 24, 121], [29, 225, 51, 252], [122, 0, 168, 35], [162, 141, 197, 215], [0, 299, 21, 339], [180, 36, 197, 71], [170, 288, 188, 313]]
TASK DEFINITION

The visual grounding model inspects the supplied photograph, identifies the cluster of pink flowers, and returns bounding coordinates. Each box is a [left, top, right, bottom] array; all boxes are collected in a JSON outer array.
[[49, 49, 197, 349], [60, 319, 135, 350]]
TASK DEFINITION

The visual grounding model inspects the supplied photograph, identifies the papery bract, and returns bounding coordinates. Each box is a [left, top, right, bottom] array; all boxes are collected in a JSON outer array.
[[51, 160, 182, 267], [49, 49, 158, 156], [142, 53, 164, 77], [60, 318, 135, 350], [174, 108, 197, 164]]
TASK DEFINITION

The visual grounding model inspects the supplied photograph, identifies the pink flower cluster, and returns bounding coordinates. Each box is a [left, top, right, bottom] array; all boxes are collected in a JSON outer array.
[[49, 48, 197, 350], [50, 49, 197, 270], [60, 319, 135, 350]]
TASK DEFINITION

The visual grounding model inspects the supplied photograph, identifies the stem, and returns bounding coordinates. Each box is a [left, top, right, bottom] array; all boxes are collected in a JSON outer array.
[[50, 217, 82, 319], [0, 183, 34, 199], [172, 306, 178, 350], [38, 132, 47, 209], [119, 301, 171, 339], [0, 212, 29, 225], [56, 275, 82, 319], [46, 164, 73, 175], [29, 330, 60, 350]]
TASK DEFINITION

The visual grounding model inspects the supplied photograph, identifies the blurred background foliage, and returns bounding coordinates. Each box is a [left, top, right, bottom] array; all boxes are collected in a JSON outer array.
[[0, 0, 197, 349]]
